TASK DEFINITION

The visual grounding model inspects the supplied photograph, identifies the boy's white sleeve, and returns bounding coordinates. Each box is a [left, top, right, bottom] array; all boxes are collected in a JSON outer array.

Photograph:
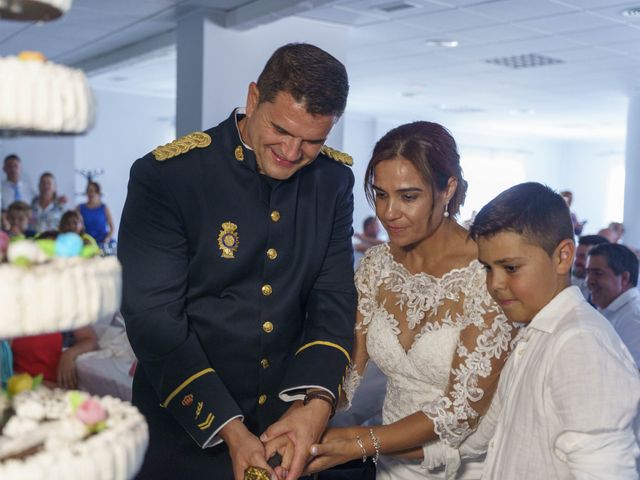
[[458, 385, 502, 459], [554, 430, 639, 480]]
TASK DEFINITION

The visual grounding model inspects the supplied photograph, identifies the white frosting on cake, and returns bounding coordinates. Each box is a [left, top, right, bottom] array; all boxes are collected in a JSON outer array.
[[0, 257, 121, 338], [0, 388, 148, 480], [0, 55, 94, 133]]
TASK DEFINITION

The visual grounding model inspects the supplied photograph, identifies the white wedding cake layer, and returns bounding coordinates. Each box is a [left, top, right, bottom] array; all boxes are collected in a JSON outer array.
[[0, 256, 121, 338], [0, 52, 94, 133], [0, 388, 148, 479]]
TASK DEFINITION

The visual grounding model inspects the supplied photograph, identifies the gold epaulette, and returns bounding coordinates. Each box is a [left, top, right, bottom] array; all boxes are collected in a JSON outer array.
[[153, 131, 212, 161], [320, 145, 353, 167]]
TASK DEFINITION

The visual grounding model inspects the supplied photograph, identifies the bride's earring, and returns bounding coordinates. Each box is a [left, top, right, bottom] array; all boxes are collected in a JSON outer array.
[[444, 200, 450, 218]]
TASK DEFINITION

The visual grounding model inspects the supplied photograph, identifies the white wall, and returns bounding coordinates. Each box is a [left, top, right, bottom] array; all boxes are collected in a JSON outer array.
[[74, 88, 175, 237], [342, 113, 626, 237]]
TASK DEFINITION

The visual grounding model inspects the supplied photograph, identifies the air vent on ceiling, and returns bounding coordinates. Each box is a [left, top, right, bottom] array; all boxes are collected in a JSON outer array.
[[485, 53, 564, 69], [374, 1, 418, 14]]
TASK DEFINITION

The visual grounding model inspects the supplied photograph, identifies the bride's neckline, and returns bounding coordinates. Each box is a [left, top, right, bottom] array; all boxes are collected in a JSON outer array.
[[382, 242, 479, 281]]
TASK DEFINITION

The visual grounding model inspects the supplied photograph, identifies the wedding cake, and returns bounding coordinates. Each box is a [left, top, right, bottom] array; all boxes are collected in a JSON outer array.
[[0, 377, 148, 479], [0, 236, 121, 338], [0, 51, 94, 134]]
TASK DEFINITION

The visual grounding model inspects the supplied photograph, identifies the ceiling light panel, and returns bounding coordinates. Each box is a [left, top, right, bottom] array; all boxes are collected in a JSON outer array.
[[485, 53, 565, 69]]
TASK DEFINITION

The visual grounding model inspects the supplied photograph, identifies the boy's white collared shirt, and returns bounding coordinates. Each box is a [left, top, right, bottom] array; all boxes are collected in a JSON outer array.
[[460, 286, 640, 480]]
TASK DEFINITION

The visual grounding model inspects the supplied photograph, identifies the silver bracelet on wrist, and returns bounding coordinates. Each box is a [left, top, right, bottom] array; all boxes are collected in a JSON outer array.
[[368, 428, 381, 465], [355, 435, 368, 463]]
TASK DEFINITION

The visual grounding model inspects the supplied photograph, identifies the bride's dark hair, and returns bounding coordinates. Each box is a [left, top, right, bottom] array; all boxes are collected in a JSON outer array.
[[364, 121, 468, 218]]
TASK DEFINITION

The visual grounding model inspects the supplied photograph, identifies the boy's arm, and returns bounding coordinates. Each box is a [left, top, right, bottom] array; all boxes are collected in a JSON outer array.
[[551, 330, 640, 479]]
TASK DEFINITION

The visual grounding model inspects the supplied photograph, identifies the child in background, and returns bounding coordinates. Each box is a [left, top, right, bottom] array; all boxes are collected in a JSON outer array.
[[59, 209, 98, 247], [457, 182, 640, 479], [6, 201, 36, 239]]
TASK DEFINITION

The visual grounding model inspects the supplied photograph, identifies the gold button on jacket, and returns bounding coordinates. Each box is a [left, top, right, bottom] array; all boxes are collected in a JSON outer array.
[[260, 358, 270, 369], [261, 284, 272, 296], [262, 321, 274, 333], [270, 210, 280, 222], [266, 248, 278, 260], [258, 394, 267, 405]]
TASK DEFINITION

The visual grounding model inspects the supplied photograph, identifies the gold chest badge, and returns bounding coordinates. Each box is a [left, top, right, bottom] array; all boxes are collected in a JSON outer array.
[[217, 222, 239, 258]]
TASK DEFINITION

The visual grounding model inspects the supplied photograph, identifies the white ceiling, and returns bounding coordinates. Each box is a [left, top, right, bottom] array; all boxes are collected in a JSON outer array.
[[2, 0, 640, 139]]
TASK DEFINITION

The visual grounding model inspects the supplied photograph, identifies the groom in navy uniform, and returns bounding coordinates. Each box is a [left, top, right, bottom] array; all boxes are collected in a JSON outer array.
[[118, 43, 356, 480]]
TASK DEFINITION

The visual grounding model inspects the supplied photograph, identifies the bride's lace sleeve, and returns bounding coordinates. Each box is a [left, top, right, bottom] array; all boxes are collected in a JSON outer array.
[[341, 247, 381, 409], [420, 265, 517, 448]]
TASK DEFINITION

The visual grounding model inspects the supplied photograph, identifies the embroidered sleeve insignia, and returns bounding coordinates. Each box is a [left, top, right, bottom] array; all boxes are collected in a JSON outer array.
[[320, 145, 353, 166], [153, 131, 212, 161]]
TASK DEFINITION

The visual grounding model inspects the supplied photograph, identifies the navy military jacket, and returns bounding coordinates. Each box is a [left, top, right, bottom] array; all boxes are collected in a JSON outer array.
[[118, 111, 356, 477]]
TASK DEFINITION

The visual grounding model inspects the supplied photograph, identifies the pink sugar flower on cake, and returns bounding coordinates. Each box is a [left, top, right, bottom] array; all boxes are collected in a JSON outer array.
[[75, 397, 108, 432]]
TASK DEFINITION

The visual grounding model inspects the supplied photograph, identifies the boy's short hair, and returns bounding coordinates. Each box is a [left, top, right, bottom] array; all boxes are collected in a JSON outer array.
[[588, 243, 639, 287], [7, 200, 31, 217], [469, 182, 574, 256]]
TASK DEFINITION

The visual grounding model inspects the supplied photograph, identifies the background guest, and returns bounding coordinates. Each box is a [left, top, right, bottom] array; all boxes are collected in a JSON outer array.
[[598, 221, 625, 244], [77, 181, 114, 250], [587, 243, 640, 367], [11, 325, 99, 389], [353, 216, 383, 267], [560, 190, 586, 236], [30, 172, 67, 233], [572, 234, 609, 300], [59, 209, 97, 247], [1, 154, 36, 229], [6, 201, 36, 239]]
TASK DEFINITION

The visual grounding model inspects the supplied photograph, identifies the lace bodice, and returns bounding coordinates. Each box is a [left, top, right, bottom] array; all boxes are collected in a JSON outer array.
[[346, 243, 514, 451]]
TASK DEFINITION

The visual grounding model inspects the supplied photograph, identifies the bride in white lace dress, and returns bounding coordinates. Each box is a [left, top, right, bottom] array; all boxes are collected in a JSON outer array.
[[306, 122, 516, 480]]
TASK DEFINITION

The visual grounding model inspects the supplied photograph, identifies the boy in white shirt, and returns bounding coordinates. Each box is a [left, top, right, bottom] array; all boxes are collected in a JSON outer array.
[[460, 182, 640, 479]]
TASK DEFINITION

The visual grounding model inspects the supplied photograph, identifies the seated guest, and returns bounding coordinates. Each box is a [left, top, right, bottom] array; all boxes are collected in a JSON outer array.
[[6, 201, 36, 238], [12, 326, 99, 389], [457, 182, 640, 479], [59, 209, 98, 247], [353, 216, 383, 267], [587, 243, 640, 367], [77, 181, 114, 249], [30, 172, 66, 233], [572, 234, 609, 300]]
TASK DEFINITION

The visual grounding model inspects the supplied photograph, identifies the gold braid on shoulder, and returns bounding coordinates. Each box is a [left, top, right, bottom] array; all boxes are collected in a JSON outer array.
[[153, 132, 212, 161], [320, 145, 353, 167]]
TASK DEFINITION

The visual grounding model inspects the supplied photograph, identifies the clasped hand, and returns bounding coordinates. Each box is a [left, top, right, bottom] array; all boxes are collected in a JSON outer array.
[[225, 398, 332, 480]]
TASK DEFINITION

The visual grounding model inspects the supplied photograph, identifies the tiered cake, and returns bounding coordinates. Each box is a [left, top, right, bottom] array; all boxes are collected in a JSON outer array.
[[0, 238, 148, 479], [0, 51, 94, 134]]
